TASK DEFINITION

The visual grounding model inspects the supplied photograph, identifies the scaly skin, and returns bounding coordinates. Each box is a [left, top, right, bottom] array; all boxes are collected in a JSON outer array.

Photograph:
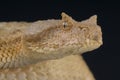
[[0, 13, 102, 80]]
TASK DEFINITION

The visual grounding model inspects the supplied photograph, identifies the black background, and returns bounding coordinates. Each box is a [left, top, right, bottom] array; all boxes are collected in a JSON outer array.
[[0, 0, 119, 80]]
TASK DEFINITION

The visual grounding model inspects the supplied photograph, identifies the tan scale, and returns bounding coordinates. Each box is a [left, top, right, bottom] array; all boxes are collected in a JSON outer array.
[[0, 12, 102, 80]]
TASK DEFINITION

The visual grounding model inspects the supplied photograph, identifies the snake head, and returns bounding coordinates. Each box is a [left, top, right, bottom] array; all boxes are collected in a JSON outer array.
[[24, 12, 103, 61]]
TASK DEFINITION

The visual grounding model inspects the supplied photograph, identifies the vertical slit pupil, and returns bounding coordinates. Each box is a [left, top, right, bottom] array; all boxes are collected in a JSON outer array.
[[63, 22, 68, 28]]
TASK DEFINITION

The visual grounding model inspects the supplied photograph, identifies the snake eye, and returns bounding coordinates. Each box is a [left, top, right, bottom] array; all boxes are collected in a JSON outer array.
[[63, 22, 68, 28], [62, 21, 72, 30]]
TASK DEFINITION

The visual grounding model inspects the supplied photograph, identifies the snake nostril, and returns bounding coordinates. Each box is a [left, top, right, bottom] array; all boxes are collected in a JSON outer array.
[[93, 35, 98, 41], [93, 34, 102, 44]]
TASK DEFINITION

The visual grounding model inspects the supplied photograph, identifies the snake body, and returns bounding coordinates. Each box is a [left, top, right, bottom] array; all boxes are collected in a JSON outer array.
[[0, 13, 102, 80]]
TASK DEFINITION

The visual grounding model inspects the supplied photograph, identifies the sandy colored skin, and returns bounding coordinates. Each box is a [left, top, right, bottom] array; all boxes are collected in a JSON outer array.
[[0, 13, 102, 80], [0, 55, 95, 80]]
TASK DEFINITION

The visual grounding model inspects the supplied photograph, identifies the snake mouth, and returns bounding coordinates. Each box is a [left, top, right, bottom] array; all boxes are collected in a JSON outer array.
[[28, 38, 102, 57]]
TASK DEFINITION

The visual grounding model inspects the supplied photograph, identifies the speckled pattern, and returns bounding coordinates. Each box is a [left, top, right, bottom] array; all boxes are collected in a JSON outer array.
[[0, 13, 102, 80], [0, 55, 95, 80]]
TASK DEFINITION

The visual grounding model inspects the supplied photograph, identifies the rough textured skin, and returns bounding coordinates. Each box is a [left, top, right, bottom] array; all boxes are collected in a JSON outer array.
[[0, 12, 102, 80], [0, 55, 95, 80]]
